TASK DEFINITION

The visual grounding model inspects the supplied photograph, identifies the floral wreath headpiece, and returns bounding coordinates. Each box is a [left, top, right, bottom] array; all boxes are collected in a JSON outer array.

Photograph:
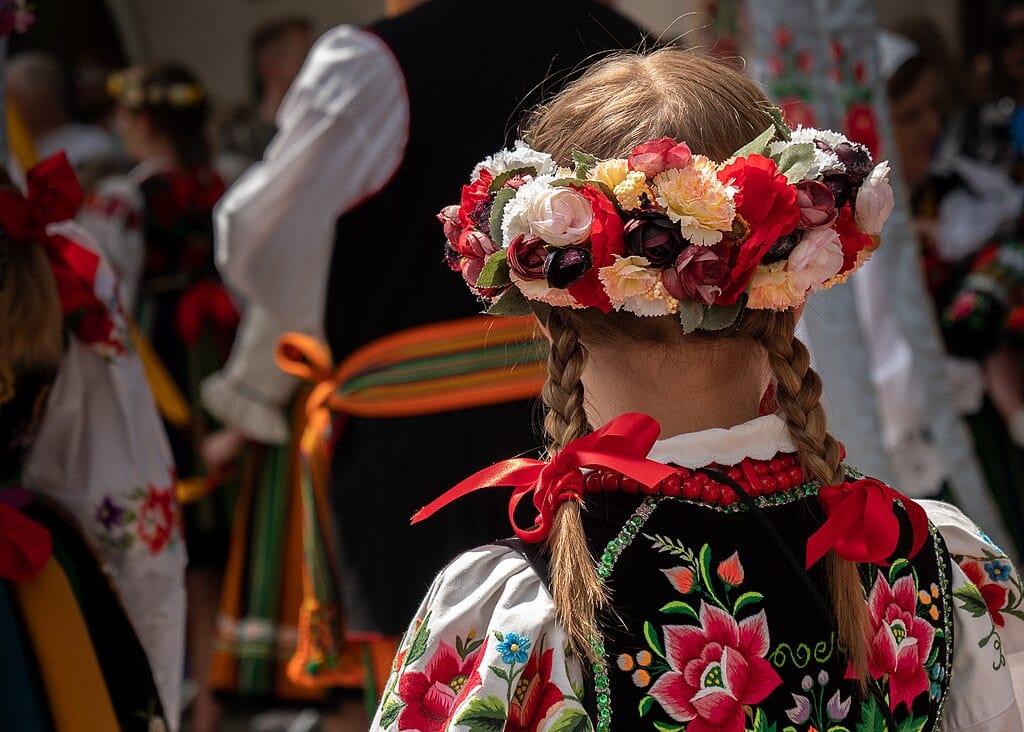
[[439, 109, 894, 332], [107, 69, 206, 110]]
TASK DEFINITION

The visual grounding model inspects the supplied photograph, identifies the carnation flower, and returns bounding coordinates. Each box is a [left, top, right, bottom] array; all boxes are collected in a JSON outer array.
[[747, 263, 805, 310], [614, 170, 654, 210], [628, 137, 692, 178], [591, 158, 630, 190], [622, 281, 680, 317], [566, 185, 626, 312], [598, 255, 659, 307], [513, 272, 582, 308], [472, 140, 556, 180], [501, 176, 593, 246], [654, 155, 737, 246], [787, 227, 845, 292], [855, 161, 894, 235], [771, 127, 845, 179]]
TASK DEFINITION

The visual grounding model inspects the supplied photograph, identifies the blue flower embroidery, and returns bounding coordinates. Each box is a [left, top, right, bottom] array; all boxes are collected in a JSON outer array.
[[496, 632, 531, 664], [985, 560, 1012, 583]]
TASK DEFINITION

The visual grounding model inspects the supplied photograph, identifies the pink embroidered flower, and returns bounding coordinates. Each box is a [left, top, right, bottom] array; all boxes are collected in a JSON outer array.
[[648, 604, 782, 732], [137, 485, 175, 555], [398, 641, 482, 731], [866, 573, 935, 712], [506, 647, 564, 732]]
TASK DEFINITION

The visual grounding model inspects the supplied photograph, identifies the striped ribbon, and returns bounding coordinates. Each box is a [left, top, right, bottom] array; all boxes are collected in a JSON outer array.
[[274, 315, 546, 688]]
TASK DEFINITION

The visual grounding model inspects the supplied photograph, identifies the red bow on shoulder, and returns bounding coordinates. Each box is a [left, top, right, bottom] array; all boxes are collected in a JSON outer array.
[[806, 477, 929, 568], [0, 502, 52, 583], [412, 413, 677, 543], [0, 152, 83, 242]]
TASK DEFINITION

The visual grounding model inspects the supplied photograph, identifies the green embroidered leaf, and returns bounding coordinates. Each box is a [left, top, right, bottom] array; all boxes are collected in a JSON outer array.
[[493, 630, 505, 642], [774, 142, 815, 183], [463, 636, 486, 657], [732, 124, 776, 159], [572, 149, 600, 179], [489, 167, 538, 193], [733, 591, 765, 615], [549, 707, 594, 732], [887, 558, 910, 581], [488, 664, 511, 682], [644, 621, 665, 658], [653, 722, 686, 732], [659, 601, 698, 620], [455, 696, 507, 732], [766, 105, 793, 141], [378, 696, 404, 728], [897, 716, 929, 732], [678, 301, 705, 334], [953, 585, 989, 619], [121, 510, 137, 523], [855, 694, 887, 732], [752, 707, 777, 732], [404, 612, 432, 667], [700, 302, 743, 332], [486, 286, 532, 317], [638, 695, 655, 717], [488, 187, 517, 248], [476, 250, 510, 288], [699, 544, 714, 591]]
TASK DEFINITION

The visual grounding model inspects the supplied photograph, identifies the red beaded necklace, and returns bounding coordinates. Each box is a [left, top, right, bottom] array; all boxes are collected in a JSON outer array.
[[581, 452, 807, 508]]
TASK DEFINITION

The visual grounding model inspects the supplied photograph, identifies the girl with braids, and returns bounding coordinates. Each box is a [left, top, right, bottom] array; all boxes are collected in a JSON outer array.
[[371, 49, 1024, 732]]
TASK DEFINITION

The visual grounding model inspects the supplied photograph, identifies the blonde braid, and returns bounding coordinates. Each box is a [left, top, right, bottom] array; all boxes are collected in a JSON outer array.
[[542, 311, 607, 662], [744, 311, 869, 682]]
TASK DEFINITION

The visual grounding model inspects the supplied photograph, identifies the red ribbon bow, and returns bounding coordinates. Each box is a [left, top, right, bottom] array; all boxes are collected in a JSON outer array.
[[412, 413, 677, 543], [0, 502, 52, 583], [806, 477, 929, 569], [0, 152, 83, 243]]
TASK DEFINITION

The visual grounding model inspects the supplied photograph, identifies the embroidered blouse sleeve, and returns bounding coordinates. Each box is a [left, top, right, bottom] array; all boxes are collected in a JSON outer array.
[[214, 24, 409, 335], [78, 175, 145, 312], [370, 545, 592, 732], [921, 500, 1024, 731]]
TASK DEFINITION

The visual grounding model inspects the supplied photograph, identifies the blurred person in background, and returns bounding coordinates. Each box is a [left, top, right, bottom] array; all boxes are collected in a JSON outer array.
[[78, 64, 237, 732], [5, 51, 118, 173], [216, 16, 315, 184], [883, 29, 1024, 558]]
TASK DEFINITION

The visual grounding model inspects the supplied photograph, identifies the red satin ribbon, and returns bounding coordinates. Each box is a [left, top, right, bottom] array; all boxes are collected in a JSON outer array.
[[411, 413, 676, 543], [175, 280, 240, 346], [806, 477, 929, 569], [0, 502, 52, 583]]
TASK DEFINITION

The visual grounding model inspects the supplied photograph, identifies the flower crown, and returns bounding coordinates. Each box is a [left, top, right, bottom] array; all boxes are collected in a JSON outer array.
[[107, 70, 206, 110], [439, 110, 894, 332]]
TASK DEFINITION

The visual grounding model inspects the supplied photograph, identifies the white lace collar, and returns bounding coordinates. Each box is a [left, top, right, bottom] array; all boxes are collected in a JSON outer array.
[[647, 414, 796, 468]]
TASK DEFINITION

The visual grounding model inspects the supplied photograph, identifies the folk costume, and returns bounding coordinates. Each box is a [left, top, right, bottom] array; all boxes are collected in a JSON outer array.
[[1, 154, 183, 731], [371, 119, 1024, 731], [215, 0, 647, 692]]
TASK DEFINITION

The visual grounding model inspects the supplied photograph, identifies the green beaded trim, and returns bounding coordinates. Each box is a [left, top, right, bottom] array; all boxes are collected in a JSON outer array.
[[591, 497, 662, 732]]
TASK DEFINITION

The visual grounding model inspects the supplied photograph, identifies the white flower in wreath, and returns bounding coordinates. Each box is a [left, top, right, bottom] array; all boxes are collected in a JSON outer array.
[[501, 176, 593, 247], [855, 161, 895, 235], [787, 227, 845, 293], [472, 140, 556, 181], [771, 126, 845, 179]]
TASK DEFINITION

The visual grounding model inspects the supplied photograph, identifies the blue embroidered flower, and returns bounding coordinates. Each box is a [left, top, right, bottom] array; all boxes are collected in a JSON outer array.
[[985, 560, 1012, 583], [929, 662, 945, 699], [95, 496, 125, 531], [496, 632, 531, 664]]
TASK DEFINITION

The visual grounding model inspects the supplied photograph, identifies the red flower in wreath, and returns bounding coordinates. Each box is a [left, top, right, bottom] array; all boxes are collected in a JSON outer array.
[[961, 560, 1009, 627], [506, 647, 565, 732], [397, 641, 482, 731], [458, 170, 494, 229], [716, 155, 800, 304], [137, 484, 175, 555], [567, 185, 625, 312], [866, 573, 935, 711], [846, 103, 881, 158], [834, 207, 873, 273]]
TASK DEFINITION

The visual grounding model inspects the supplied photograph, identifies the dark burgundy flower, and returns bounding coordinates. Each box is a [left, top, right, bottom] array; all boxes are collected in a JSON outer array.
[[823, 172, 854, 208], [507, 234, 547, 280], [544, 246, 593, 289], [661, 244, 731, 305], [457, 229, 499, 259], [795, 180, 838, 229], [833, 141, 873, 184], [762, 231, 801, 264], [628, 137, 692, 178], [624, 212, 685, 268], [437, 204, 462, 247]]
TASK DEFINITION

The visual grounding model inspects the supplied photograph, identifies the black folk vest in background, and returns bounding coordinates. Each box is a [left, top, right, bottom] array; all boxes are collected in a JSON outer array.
[[324, 0, 649, 635]]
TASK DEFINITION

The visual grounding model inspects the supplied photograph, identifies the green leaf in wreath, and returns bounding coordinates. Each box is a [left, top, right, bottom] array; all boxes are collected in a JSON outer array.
[[659, 601, 699, 621], [678, 301, 705, 334], [731, 124, 776, 159], [773, 142, 814, 183], [378, 696, 404, 728], [765, 105, 793, 141], [572, 149, 600, 179], [639, 695, 655, 717], [404, 612, 432, 667], [476, 250, 511, 289], [700, 301, 743, 331], [489, 167, 538, 194], [486, 286, 533, 317], [455, 696, 507, 732], [733, 591, 765, 615], [488, 187, 517, 248], [548, 707, 594, 732], [643, 621, 665, 658]]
